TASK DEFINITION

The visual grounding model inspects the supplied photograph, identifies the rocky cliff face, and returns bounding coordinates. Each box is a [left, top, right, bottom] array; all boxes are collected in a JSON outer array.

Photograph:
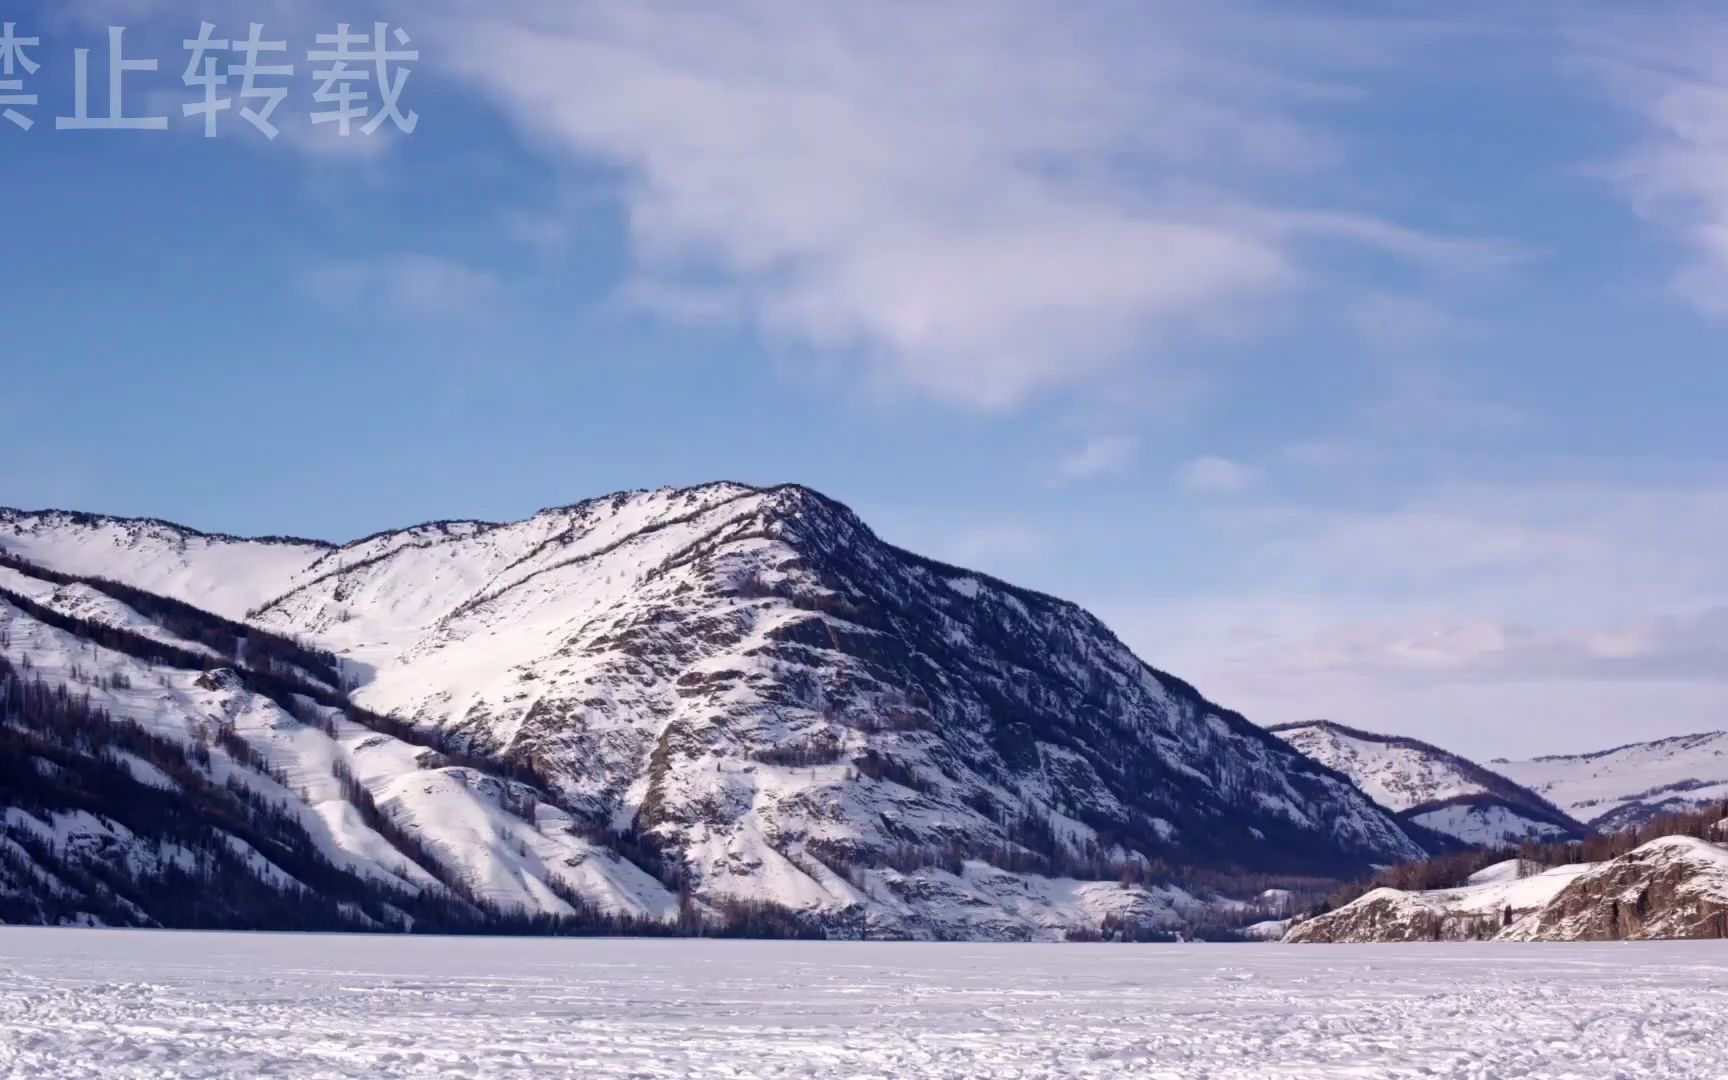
[[1286, 837, 1728, 944], [1282, 888, 1484, 944], [1497, 837, 1728, 941], [0, 484, 1433, 938]]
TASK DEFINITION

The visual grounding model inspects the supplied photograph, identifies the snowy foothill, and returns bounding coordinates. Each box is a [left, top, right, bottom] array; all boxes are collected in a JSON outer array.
[[3, 929, 1728, 1078], [1287, 837, 1728, 944]]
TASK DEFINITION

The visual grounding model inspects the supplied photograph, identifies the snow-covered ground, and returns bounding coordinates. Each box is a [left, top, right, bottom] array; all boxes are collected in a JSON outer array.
[[3, 930, 1728, 1079]]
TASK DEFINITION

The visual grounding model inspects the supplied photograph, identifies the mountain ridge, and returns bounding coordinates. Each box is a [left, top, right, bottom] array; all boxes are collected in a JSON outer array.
[[1269, 719, 1590, 848], [1498, 730, 1727, 765], [1494, 731, 1728, 833], [0, 483, 1435, 938], [0, 505, 335, 551]]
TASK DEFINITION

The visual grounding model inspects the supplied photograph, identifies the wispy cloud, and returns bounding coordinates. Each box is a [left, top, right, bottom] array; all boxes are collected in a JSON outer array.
[[1196, 606, 1728, 686], [1344, 293, 1480, 347], [1579, 8, 1728, 314], [1099, 474, 1728, 754], [1175, 454, 1261, 493], [59, 0, 1517, 411], [1057, 435, 1138, 480], [1280, 439, 1380, 470], [426, 0, 1509, 410], [1231, 482, 1728, 605], [300, 254, 499, 318]]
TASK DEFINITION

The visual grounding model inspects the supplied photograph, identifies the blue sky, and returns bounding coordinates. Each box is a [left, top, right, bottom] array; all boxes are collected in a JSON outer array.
[[3, 0, 1726, 756]]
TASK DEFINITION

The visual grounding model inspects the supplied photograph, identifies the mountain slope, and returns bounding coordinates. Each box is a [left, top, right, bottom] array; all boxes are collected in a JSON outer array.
[[0, 508, 328, 620], [1270, 721, 1589, 848], [0, 561, 680, 931], [1, 485, 1433, 938], [1494, 732, 1728, 833]]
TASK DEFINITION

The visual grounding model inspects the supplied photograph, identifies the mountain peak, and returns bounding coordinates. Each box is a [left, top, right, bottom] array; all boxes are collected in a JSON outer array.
[[0, 504, 332, 550], [2, 484, 1438, 938]]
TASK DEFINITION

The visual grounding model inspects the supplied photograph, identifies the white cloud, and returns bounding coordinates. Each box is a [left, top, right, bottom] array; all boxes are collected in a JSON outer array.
[[1280, 439, 1379, 470], [935, 523, 1051, 569], [1344, 292, 1479, 346], [1175, 455, 1261, 493], [1581, 11, 1728, 313], [1099, 477, 1728, 755], [60, 0, 1514, 410], [1057, 435, 1138, 480], [423, 0, 1506, 410], [270, 112, 403, 164], [1115, 596, 1728, 759], [1233, 483, 1728, 605], [1221, 608, 1728, 685], [300, 254, 499, 318]]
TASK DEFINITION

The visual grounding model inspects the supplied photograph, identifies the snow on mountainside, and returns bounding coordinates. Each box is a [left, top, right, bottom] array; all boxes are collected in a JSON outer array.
[[1269, 721, 1588, 848], [1287, 837, 1728, 943], [0, 508, 328, 619], [0, 485, 1432, 939], [1494, 732, 1728, 833], [0, 565, 678, 930]]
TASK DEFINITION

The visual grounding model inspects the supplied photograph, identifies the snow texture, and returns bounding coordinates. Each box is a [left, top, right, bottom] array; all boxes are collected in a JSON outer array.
[[1283, 859, 1594, 944], [3, 929, 1728, 1079], [1405, 801, 1570, 848], [1273, 720, 1583, 847], [0, 587, 673, 923], [1, 487, 1429, 939], [1288, 836, 1728, 943], [1495, 732, 1728, 832]]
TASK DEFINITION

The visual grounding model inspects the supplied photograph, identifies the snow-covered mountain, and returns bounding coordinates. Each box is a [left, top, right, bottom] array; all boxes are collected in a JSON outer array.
[[1494, 733, 1728, 833], [0, 485, 1432, 938], [1269, 721, 1588, 848], [0, 560, 678, 931]]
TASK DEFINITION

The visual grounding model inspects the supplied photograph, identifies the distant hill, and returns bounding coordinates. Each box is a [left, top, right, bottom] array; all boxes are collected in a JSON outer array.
[[1270, 720, 1590, 848], [1494, 732, 1728, 833]]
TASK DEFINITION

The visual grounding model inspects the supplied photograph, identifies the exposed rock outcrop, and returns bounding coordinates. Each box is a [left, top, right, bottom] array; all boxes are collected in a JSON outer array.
[[1283, 888, 1488, 943], [1287, 837, 1728, 943], [1499, 836, 1728, 941]]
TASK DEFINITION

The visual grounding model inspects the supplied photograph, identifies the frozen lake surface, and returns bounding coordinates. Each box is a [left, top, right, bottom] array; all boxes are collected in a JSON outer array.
[[3, 929, 1727, 1078]]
